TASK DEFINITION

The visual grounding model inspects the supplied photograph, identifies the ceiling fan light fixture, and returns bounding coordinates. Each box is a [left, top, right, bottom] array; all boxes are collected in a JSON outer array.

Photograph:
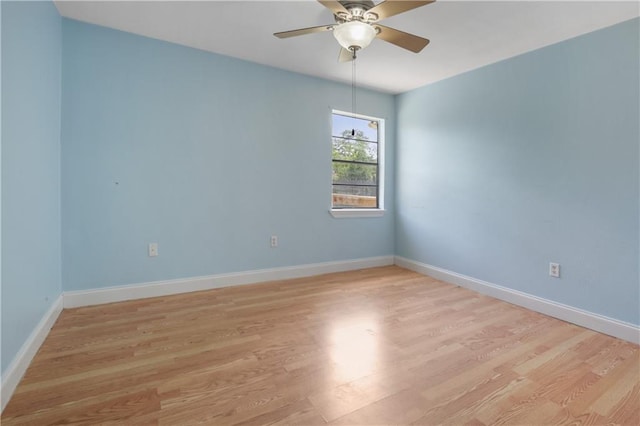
[[332, 21, 376, 51]]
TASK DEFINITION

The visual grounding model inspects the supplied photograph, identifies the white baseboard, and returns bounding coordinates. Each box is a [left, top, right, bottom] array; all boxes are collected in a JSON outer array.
[[395, 256, 640, 345], [7, 255, 632, 414], [63, 256, 395, 309], [1, 295, 64, 412]]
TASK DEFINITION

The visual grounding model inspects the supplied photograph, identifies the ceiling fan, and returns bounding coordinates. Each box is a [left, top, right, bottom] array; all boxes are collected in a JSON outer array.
[[274, 1, 434, 62]]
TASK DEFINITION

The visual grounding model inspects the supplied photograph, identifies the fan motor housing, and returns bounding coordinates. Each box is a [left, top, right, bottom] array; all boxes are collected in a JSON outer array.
[[337, 1, 379, 23]]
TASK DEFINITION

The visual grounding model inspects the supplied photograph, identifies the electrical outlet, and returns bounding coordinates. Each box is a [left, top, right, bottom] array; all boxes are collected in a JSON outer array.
[[148, 243, 158, 257], [270, 235, 278, 248], [549, 262, 560, 278]]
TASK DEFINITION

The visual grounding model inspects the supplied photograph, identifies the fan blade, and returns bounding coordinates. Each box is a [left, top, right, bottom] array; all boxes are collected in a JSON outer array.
[[367, 1, 434, 20], [338, 47, 354, 62], [274, 25, 334, 39], [374, 24, 430, 53], [317, 0, 349, 15]]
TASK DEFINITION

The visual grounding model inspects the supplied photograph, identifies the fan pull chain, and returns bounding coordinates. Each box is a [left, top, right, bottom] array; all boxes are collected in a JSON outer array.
[[351, 49, 357, 137]]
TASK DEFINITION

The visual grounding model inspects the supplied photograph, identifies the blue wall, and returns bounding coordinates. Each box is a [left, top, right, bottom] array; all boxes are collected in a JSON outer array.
[[396, 18, 640, 325], [61, 19, 395, 291], [1, 1, 62, 374]]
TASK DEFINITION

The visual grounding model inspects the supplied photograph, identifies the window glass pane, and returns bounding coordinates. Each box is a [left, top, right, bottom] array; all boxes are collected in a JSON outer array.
[[331, 111, 382, 210], [332, 162, 377, 186], [332, 139, 378, 162], [332, 185, 377, 208], [332, 114, 378, 142]]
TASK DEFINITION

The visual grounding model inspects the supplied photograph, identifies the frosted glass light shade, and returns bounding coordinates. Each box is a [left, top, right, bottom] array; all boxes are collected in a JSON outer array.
[[333, 21, 377, 50]]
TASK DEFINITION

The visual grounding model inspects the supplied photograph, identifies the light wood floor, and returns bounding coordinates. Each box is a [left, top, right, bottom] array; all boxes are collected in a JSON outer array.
[[2, 266, 639, 425]]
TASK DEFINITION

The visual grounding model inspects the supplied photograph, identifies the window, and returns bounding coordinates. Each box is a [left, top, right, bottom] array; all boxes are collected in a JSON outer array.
[[331, 110, 384, 217]]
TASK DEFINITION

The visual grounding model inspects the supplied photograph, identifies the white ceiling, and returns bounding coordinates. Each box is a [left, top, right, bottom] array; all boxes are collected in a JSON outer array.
[[54, 1, 639, 94]]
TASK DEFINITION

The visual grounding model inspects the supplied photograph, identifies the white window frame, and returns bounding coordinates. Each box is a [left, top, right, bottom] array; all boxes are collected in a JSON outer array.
[[329, 109, 385, 218]]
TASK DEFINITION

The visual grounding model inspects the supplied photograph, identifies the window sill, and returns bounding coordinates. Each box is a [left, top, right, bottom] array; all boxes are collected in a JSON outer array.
[[329, 209, 386, 218]]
